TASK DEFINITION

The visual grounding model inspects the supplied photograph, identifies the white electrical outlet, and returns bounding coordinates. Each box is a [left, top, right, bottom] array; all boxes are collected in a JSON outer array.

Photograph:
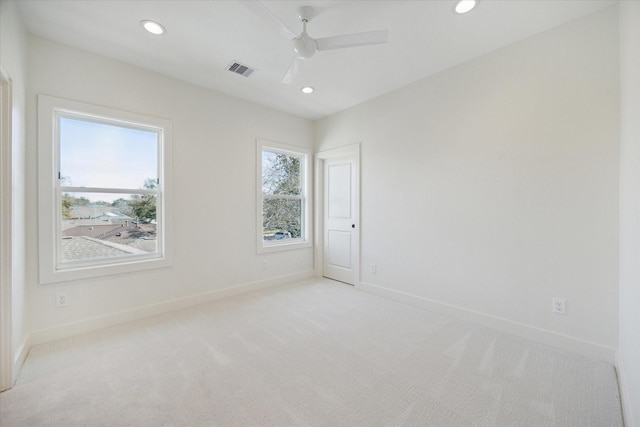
[[56, 292, 68, 308], [370, 263, 377, 274], [552, 297, 566, 315], [261, 260, 269, 271]]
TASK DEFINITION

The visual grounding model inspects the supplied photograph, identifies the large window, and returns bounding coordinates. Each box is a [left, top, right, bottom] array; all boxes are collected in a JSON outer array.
[[257, 140, 311, 253], [38, 95, 172, 283]]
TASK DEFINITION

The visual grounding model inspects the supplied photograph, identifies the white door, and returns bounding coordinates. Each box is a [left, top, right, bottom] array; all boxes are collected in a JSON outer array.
[[320, 146, 359, 285]]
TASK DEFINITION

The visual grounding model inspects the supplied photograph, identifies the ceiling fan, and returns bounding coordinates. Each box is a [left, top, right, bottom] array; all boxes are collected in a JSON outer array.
[[245, 2, 389, 83]]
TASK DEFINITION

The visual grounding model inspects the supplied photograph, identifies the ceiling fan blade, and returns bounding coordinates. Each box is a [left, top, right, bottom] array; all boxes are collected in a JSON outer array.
[[316, 29, 388, 51], [281, 56, 301, 84], [242, 0, 298, 40]]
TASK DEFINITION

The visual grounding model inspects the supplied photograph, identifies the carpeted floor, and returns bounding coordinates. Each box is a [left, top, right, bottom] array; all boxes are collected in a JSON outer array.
[[0, 279, 623, 426]]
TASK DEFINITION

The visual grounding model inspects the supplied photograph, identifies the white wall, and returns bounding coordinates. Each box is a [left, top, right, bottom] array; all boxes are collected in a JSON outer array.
[[25, 36, 314, 342], [0, 0, 29, 379], [618, 1, 640, 425], [12, 0, 627, 397], [316, 7, 619, 361]]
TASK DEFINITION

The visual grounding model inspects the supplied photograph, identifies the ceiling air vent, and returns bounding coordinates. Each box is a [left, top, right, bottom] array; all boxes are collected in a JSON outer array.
[[227, 61, 256, 77]]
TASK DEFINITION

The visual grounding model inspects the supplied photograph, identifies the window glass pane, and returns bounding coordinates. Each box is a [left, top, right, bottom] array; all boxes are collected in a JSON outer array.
[[262, 198, 302, 241], [262, 150, 301, 196], [59, 116, 158, 189], [61, 191, 157, 263]]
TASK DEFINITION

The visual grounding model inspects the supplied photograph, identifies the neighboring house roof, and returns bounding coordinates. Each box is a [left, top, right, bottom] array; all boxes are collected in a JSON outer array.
[[97, 211, 133, 220], [70, 205, 110, 219], [60, 223, 157, 261], [61, 236, 145, 261], [62, 224, 124, 239], [70, 205, 129, 219]]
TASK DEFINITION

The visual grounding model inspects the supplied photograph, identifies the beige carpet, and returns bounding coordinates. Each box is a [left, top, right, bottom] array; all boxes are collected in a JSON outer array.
[[0, 279, 623, 426]]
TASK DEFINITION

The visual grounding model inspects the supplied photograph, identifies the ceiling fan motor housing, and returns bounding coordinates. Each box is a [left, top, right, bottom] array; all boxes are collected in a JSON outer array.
[[293, 32, 318, 59]]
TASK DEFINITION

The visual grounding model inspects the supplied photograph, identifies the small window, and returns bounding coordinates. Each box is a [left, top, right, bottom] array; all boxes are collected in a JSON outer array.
[[38, 95, 172, 283], [257, 140, 311, 253]]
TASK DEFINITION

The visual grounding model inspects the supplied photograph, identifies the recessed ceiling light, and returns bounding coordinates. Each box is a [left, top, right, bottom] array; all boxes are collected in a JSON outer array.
[[141, 20, 166, 35], [454, 0, 478, 14], [301, 86, 315, 94]]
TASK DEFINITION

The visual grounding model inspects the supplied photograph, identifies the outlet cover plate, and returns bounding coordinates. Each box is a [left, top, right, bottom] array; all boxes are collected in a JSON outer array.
[[552, 297, 566, 315], [56, 292, 68, 308]]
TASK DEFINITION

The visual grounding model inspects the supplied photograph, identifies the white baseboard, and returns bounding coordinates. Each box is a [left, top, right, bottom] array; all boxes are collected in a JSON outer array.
[[616, 354, 636, 427], [28, 270, 314, 348], [357, 281, 616, 364], [12, 334, 30, 384]]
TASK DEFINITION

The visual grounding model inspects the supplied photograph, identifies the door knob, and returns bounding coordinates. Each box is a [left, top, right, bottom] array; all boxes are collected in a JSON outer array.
[[352, 224, 356, 228]]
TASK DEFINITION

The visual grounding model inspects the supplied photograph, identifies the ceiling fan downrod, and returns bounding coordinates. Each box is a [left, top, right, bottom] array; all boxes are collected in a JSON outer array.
[[293, 7, 317, 60]]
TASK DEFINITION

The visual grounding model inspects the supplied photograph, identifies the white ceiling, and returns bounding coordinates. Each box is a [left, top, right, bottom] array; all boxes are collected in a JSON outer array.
[[17, 0, 617, 120]]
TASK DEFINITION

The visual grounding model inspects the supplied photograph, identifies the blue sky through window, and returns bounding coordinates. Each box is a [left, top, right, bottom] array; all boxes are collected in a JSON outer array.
[[59, 117, 158, 202]]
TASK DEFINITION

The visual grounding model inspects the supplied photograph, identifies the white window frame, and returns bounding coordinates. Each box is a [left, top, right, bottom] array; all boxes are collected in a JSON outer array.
[[256, 139, 311, 253], [38, 95, 172, 284]]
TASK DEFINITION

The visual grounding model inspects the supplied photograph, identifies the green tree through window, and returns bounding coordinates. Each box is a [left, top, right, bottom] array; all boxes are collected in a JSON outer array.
[[130, 178, 158, 222], [262, 150, 303, 240]]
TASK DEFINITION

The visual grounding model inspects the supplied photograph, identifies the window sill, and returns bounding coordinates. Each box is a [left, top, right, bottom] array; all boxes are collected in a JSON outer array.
[[258, 239, 311, 254], [40, 255, 172, 284]]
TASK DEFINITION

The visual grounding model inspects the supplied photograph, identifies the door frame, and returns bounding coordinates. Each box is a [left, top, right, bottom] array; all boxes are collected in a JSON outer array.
[[0, 68, 13, 392], [314, 143, 360, 284]]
